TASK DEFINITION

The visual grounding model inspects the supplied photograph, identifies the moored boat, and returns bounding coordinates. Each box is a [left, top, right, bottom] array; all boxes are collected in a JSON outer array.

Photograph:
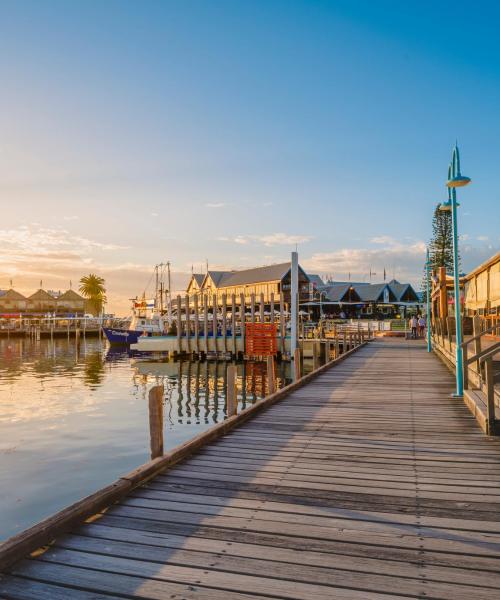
[[104, 263, 171, 345]]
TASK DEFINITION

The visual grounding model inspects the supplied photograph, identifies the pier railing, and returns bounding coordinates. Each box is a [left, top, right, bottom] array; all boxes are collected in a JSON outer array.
[[431, 315, 499, 434]]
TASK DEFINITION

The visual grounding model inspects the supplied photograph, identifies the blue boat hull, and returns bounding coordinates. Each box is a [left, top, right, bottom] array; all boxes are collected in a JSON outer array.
[[103, 328, 145, 345]]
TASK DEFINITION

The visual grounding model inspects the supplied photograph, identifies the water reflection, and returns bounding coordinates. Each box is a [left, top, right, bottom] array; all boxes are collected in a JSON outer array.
[[0, 336, 296, 540], [133, 358, 293, 427]]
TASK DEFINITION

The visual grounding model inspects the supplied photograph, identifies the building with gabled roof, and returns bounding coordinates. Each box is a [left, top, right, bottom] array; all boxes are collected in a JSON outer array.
[[56, 289, 86, 313], [0, 289, 28, 314], [304, 279, 420, 318], [186, 274, 206, 295], [27, 289, 58, 312], [186, 262, 310, 306], [307, 274, 326, 290]]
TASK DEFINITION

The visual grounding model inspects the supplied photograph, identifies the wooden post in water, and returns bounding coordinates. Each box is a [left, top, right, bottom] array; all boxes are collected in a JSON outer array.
[[185, 294, 191, 355], [267, 355, 276, 395], [270, 292, 275, 327], [226, 364, 237, 417], [231, 294, 237, 356], [149, 385, 164, 459], [260, 292, 265, 324], [193, 294, 199, 356], [250, 293, 256, 325], [240, 293, 246, 354], [222, 294, 227, 353], [343, 331, 347, 353], [203, 294, 209, 354], [176, 295, 182, 355], [335, 337, 340, 359], [212, 294, 218, 343], [293, 347, 301, 381]]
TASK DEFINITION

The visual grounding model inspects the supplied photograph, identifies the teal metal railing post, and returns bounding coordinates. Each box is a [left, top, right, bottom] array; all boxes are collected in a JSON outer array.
[[425, 248, 432, 353], [443, 144, 471, 397], [450, 185, 463, 395]]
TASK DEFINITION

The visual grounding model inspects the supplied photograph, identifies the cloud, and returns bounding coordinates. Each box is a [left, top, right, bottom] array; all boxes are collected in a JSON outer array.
[[0, 225, 137, 313], [302, 236, 499, 288], [0, 225, 127, 259], [477, 235, 489, 242], [218, 232, 312, 247], [302, 237, 427, 286], [62, 215, 79, 221], [205, 202, 226, 208]]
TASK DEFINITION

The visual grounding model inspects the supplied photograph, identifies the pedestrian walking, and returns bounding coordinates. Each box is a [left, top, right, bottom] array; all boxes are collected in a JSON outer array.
[[410, 315, 418, 339], [418, 315, 426, 338]]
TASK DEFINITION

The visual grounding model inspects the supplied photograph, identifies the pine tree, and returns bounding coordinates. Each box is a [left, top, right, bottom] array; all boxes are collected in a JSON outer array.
[[421, 204, 458, 301]]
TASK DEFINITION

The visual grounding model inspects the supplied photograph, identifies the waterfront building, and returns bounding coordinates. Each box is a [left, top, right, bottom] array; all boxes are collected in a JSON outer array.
[[56, 289, 86, 314], [307, 274, 326, 290], [28, 289, 58, 313], [186, 262, 311, 306], [0, 287, 87, 317], [0, 289, 28, 315], [463, 250, 500, 327], [304, 280, 420, 318], [186, 274, 205, 295]]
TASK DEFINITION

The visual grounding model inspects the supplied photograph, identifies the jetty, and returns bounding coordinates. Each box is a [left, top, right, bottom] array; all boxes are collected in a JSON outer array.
[[1, 337, 500, 598]]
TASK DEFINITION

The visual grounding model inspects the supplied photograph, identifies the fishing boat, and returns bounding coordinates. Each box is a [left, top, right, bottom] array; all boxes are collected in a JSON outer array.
[[104, 263, 172, 345]]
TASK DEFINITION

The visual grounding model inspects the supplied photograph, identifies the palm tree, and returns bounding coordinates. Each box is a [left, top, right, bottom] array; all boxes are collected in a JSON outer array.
[[79, 274, 107, 315]]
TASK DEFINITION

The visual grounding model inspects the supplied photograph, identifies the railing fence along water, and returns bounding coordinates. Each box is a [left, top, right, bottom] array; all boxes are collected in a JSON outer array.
[[432, 314, 500, 435]]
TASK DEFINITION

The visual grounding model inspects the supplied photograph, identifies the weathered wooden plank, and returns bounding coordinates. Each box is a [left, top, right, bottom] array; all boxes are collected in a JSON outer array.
[[56, 535, 500, 599], [3, 338, 500, 599], [0, 576, 122, 599], [72, 523, 500, 589], [32, 547, 406, 600]]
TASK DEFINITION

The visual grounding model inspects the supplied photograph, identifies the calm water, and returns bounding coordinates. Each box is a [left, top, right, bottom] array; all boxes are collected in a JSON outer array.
[[0, 336, 296, 541]]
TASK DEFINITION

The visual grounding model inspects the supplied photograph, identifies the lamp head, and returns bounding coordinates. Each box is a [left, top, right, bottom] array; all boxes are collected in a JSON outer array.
[[439, 198, 460, 211], [446, 175, 471, 188]]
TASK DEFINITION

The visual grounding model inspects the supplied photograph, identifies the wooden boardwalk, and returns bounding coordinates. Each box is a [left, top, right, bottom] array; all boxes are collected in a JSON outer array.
[[2, 338, 500, 599]]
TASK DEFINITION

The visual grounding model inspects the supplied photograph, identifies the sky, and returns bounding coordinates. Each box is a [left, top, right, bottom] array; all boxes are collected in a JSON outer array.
[[0, 0, 499, 314]]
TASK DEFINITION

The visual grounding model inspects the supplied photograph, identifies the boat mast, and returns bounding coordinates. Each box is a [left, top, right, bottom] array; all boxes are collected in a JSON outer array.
[[154, 265, 159, 314], [167, 261, 172, 325]]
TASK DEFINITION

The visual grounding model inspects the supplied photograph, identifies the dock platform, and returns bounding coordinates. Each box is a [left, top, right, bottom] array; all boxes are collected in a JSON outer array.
[[2, 338, 500, 598]]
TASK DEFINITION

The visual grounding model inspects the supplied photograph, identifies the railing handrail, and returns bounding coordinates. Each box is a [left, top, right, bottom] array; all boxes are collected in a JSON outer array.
[[460, 322, 500, 348], [465, 340, 500, 366], [478, 342, 500, 364]]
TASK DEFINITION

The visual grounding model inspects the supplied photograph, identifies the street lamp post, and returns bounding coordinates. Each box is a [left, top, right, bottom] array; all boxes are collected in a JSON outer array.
[[440, 144, 471, 397], [425, 248, 432, 353]]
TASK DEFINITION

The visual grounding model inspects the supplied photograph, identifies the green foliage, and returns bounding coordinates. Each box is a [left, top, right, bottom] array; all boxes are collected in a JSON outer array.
[[421, 204, 459, 302], [429, 204, 455, 274], [79, 274, 107, 315]]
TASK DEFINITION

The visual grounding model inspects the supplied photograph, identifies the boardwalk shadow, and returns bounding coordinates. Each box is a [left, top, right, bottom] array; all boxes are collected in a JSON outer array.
[[5, 339, 500, 598]]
